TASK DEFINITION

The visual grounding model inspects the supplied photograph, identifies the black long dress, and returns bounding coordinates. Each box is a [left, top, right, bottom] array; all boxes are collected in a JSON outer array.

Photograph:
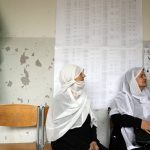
[[51, 114, 108, 150], [109, 113, 150, 150]]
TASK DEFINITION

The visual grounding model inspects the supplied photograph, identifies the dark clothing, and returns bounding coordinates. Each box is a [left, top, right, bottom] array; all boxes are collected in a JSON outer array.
[[109, 113, 142, 150], [51, 114, 108, 150]]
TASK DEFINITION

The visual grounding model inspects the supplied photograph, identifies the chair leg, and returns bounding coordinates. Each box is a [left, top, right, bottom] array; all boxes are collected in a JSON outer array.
[[40, 106, 45, 150]]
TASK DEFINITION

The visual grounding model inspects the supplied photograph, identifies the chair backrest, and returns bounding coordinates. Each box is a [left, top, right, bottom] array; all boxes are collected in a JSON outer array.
[[0, 104, 40, 149], [0, 104, 40, 128], [0, 104, 50, 150], [40, 106, 49, 150], [42, 106, 52, 150], [43, 105, 49, 126]]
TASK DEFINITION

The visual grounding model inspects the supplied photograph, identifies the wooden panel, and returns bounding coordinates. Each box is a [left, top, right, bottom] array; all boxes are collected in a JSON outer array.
[[0, 104, 38, 127], [44, 143, 52, 150], [0, 143, 36, 150]]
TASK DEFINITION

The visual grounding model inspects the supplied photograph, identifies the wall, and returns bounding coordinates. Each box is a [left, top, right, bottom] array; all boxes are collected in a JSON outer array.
[[0, 0, 55, 37], [143, 0, 150, 41], [0, 0, 55, 143], [0, 0, 150, 147]]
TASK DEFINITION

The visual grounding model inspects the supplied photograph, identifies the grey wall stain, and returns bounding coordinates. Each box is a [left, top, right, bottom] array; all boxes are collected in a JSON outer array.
[[48, 58, 54, 70], [25, 48, 28, 50], [5, 46, 10, 51], [31, 53, 34, 56], [34, 42, 37, 45], [17, 97, 23, 103], [48, 66, 52, 70], [20, 52, 29, 65], [35, 59, 42, 67], [6, 80, 13, 87], [45, 95, 50, 98], [26, 131, 29, 134], [0, 68, 2, 72], [5, 136, 7, 140], [50, 88, 53, 92], [21, 68, 30, 86], [15, 48, 18, 52]]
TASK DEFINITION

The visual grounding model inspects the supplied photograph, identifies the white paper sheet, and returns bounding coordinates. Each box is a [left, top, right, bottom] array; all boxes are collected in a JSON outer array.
[[144, 41, 150, 89], [54, 0, 143, 109]]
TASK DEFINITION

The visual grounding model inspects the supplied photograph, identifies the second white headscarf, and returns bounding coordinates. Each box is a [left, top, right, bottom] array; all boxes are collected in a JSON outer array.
[[110, 67, 150, 150]]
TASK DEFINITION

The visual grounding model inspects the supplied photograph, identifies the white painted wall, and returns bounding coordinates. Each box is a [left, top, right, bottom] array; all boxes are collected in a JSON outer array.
[[143, 0, 150, 41], [0, 0, 150, 148], [0, 0, 55, 143], [0, 0, 56, 37]]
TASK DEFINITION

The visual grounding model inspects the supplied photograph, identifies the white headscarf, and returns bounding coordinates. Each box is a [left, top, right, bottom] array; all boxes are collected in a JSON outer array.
[[46, 64, 97, 142], [110, 67, 150, 150]]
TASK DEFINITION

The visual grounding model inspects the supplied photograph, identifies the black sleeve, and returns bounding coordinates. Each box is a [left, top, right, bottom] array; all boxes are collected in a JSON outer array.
[[91, 125, 97, 141], [111, 113, 142, 129]]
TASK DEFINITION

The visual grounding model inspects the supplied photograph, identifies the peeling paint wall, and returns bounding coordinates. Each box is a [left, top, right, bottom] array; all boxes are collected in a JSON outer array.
[[0, 38, 54, 105], [0, 0, 56, 143], [0, 37, 54, 142]]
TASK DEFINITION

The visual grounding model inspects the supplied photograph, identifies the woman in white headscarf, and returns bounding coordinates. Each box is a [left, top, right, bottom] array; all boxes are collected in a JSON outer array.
[[46, 64, 107, 150], [109, 67, 150, 150]]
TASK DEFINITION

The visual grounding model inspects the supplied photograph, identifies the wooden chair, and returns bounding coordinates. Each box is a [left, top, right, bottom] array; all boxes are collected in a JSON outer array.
[[0, 104, 40, 150], [40, 106, 52, 150]]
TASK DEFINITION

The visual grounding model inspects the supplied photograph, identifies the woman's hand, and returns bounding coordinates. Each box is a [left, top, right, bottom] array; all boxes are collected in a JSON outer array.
[[141, 120, 150, 134], [89, 141, 99, 150]]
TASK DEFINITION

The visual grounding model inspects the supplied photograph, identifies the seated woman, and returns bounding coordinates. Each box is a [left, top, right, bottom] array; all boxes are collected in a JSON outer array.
[[46, 64, 107, 150], [109, 67, 150, 150]]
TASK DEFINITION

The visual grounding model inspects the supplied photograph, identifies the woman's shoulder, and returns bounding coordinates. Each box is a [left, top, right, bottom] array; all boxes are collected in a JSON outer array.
[[112, 91, 131, 104]]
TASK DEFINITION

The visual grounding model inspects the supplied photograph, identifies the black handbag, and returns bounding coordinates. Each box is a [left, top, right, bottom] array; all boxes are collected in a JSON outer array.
[[135, 128, 150, 145]]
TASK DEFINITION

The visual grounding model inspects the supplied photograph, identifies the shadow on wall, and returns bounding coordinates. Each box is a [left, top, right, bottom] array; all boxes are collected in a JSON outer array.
[[0, 11, 8, 102], [0, 12, 8, 64]]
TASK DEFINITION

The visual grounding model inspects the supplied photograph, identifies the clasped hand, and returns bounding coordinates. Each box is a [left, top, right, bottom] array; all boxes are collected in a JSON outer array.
[[89, 141, 99, 150], [141, 120, 150, 134]]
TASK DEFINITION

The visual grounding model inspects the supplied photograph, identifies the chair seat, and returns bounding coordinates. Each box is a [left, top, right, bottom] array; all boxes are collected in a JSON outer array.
[[0, 143, 37, 150], [44, 143, 52, 150]]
